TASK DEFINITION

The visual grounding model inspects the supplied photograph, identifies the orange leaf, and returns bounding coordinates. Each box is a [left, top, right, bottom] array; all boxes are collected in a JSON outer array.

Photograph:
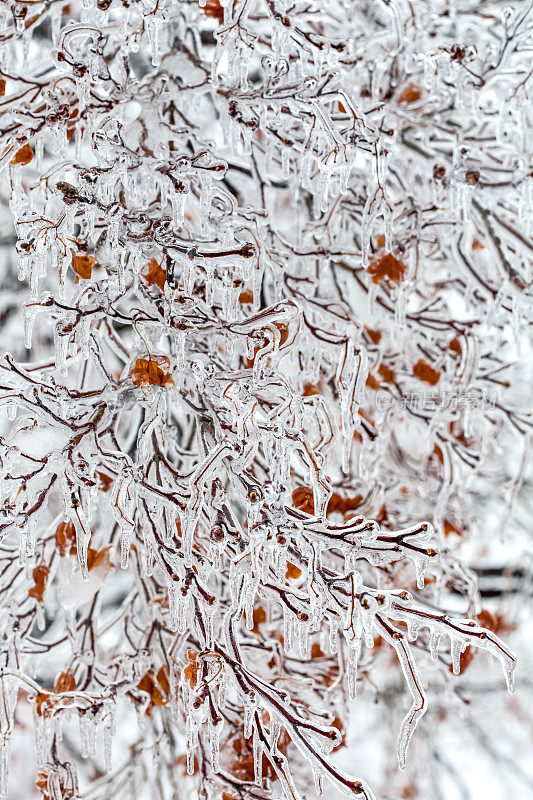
[[251, 604, 266, 634], [97, 471, 113, 492], [413, 358, 440, 386], [130, 357, 174, 387], [0, 78, 5, 97], [72, 252, 95, 279], [176, 753, 199, 774], [292, 486, 315, 515], [142, 258, 166, 291], [35, 691, 51, 717], [477, 608, 507, 635], [302, 381, 321, 396], [245, 322, 289, 367], [311, 642, 325, 658], [449, 645, 475, 674], [443, 519, 461, 537], [200, 0, 224, 22], [366, 374, 380, 390], [365, 326, 382, 344], [432, 444, 444, 464], [11, 143, 33, 165], [328, 493, 363, 516], [449, 337, 462, 355], [86, 545, 114, 575], [293, 486, 362, 518], [285, 562, 302, 580], [55, 521, 77, 557], [367, 253, 407, 286], [183, 662, 198, 689], [138, 670, 169, 716], [28, 565, 50, 602], [157, 665, 170, 695], [397, 83, 422, 104], [55, 671, 76, 693], [378, 363, 395, 383]]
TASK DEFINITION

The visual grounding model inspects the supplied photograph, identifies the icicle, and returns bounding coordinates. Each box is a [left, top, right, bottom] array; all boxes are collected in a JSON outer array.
[[429, 631, 441, 660], [253, 728, 263, 785], [168, 584, 179, 631], [347, 638, 361, 700], [449, 637, 464, 676], [0, 726, 12, 800], [243, 693, 256, 739], [209, 718, 222, 773], [283, 608, 293, 653], [312, 764, 324, 796]]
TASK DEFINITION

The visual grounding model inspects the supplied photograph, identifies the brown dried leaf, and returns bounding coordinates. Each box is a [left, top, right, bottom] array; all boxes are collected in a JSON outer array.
[[72, 252, 96, 280], [302, 381, 321, 396], [449, 645, 475, 674], [365, 326, 382, 344], [413, 358, 440, 386], [183, 661, 198, 689], [311, 642, 325, 658], [477, 608, 508, 635], [86, 545, 114, 576], [142, 258, 166, 291], [251, 604, 266, 634], [175, 753, 199, 774], [449, 337, 462, 355], [366, 374, 381, 390], [35, 691, 51, 717], [97, 471, 113, 492], [137, 669, 170, 716], [378, 363, 396, 383], [28, 565, 50, 602], [11, 143, 33, 165], [285, 562, 302, 580], [200, 0, 224, 22], [292, 486, 315, 515], [443, 519, 461, 537], [130, 357, 174, 387], [367, 253, 407, 286], [54, 670, 76, 693], [55, 521, 77, 557], [398, 83, 422, 104]]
